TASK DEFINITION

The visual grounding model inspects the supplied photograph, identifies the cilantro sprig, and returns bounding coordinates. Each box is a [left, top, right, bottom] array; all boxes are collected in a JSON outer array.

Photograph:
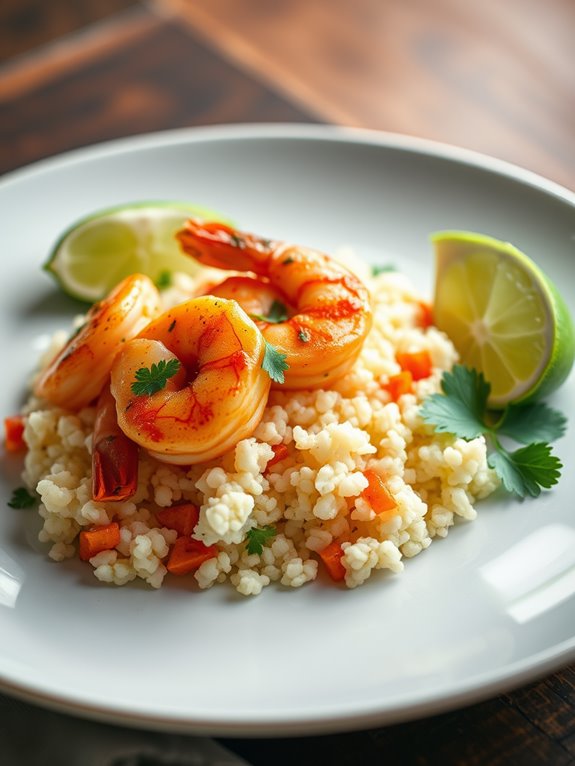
[[420, 365, 566, 498], [262, 341, 289, 384], [9, 487, 38, 509], [155, 270, 172, 289], [245, 525, 277, 555], [371, 263, 397, 276], [131, 358, 181, 396], [251, 300, 288, 324]]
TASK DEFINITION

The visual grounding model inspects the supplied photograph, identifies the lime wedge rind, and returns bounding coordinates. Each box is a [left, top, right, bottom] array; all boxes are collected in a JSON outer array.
[[44, 201, 232, 303], [432, 230, 575, 408]]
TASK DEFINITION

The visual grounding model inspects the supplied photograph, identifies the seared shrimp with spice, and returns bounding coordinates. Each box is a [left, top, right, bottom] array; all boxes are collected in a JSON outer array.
[[177, 220, 372, 389], [34, 273, 161, 409], [109, 296, 271, 464]]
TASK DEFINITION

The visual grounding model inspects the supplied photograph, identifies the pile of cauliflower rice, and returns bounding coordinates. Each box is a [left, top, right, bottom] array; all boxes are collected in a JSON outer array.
[[22, 256, 499, 595]]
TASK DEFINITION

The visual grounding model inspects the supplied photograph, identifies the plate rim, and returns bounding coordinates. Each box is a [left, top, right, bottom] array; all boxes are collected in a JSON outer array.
[[1, 122, 574, 736], [2, 122, 575, 204]]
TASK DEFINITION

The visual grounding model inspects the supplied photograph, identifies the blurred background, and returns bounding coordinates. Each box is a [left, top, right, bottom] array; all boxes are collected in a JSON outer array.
[[1, 1, 575, 765], [2, 0, 574, 188]]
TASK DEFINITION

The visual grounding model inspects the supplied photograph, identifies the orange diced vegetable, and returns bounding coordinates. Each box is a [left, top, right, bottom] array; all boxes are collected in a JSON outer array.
[[267, 444, 289, 469], [361, 469, 397, 516], [383, 370, 413, 401], [417, 300, 434, 328], [318, 541, 346, 582], [156, 503, 199, 537], [167, 537, 218, 575], [4, 415, 26, 452], [396, 350, 433, 380], [79, 522, 121, 561]]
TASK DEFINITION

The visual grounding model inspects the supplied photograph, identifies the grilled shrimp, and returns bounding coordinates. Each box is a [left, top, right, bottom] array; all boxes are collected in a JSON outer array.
[[176, 220, 372, 389], [109, 296, 271, 464], [34, 274, 161, 409]]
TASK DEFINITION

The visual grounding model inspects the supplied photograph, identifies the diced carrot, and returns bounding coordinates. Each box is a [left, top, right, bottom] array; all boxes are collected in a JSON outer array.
[[156, 503, 199, 537], [167, 537, 218, 575], [383, 370, 413, 401], [79, 522, 121, 561], [361, 469, 397, 516], [267, 444, 289, 469], [318, 541, 346, 582], [4, 415, 26, 452], [396, 350, 433, 380], [416, 300, 434, 328]]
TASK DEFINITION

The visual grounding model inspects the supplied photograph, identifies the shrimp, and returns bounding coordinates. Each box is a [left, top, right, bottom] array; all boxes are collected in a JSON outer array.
[[34, 274, 161, 410], [176, 220, 372, 388], [109, 296, 271, 464], [92, 384, 139, 501]]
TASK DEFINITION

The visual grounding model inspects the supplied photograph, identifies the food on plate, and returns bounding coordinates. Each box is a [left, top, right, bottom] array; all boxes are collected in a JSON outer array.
[[34, 273, 161, 409], [432, 231, 575, 407], [5, 212, 572, 595], [110, 295, 271, 464], [177, 219, 372, 389], [43, 202, 231, 302]]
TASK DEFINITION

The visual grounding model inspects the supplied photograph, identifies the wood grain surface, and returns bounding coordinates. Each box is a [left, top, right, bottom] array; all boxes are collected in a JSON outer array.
[[1, 2, 574, 764], [156, 0, 575, 190]]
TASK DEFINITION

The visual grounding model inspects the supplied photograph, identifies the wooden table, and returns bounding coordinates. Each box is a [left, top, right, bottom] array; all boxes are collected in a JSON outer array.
[[2, 2, 574, 763]]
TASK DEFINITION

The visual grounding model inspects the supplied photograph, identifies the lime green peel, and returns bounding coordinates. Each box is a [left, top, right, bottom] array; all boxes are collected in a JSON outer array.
[[44, 201, 232, 303], [432, 231, 575, 408]]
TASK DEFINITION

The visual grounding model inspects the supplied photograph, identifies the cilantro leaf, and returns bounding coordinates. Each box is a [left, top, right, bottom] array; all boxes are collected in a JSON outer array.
[[371, 264, 396, 276], [420, 365, 489, 439], [250, 300, 288, 324], [420, 364, 566, 498], [155, 270, 172, 289], [262, 341, 289, 384], [497, 402, 567, 444], [245, 525, 277, 555], [131, 358, 181, 396], [488, 443, 562, 498], [8, 487, 37, 509]]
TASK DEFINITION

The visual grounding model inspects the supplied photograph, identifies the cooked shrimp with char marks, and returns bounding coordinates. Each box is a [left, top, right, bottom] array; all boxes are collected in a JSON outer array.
[[110, 296, 271, 465], [34, 273, 161, 410], [177, 220, 372, 389]]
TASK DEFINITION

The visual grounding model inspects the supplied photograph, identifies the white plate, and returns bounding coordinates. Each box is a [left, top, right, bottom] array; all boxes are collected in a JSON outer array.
[[0, 125, 574, 736]]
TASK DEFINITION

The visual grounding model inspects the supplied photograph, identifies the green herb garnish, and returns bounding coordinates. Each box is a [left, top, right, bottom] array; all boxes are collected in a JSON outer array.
[[155, 270, 172, 289], [131, 359, 181, 396], [262, 341, 289, 384], [420, 365, 565, 498], [8, 487, 37, 509], [250, 300, 288, 324], [371, 264, 396, 276], [246, 525, 277, 555], [298, 328, 311, 343]]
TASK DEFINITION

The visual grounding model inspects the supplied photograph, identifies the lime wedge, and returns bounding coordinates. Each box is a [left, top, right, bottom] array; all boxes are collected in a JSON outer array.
[[432, 231, 575, 408], [44, 201, 231, 302]]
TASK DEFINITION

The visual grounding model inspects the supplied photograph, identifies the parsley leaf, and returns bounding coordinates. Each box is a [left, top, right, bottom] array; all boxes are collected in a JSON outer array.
[[250, 300, 288, 324], [131, 358, 181, 396], [421, 364, 566, 499], [496, 402, 567, 444], [245, 525, 277, 555], [8, 487, 37, 509], [488, 444, 562, 498], [420, 366, 489, 439], [262, 341, 289, 384]]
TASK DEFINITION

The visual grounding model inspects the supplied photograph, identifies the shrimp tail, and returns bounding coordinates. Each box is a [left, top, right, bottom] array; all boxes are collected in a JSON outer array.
[[177, 219, 275, 274], [92, 385, 139, 502]]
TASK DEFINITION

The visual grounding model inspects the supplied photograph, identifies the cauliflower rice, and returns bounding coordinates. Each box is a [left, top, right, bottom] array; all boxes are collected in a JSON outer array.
[[21, 262, 499, 595]]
